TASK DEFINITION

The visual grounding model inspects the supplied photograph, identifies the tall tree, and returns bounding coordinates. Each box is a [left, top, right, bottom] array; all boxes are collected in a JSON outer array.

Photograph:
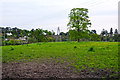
[[114, 29, 118, 42], [114, 29, 118, 34], [110, 28, 113, 37], [67, 8, 91, 42]]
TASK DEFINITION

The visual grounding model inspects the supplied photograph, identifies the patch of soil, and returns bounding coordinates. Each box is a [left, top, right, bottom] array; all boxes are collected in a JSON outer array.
[[2, 58, 119, 79]]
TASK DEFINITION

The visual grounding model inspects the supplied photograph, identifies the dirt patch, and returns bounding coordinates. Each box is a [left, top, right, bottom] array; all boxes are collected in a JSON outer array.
[[2, 58, 119, 79]]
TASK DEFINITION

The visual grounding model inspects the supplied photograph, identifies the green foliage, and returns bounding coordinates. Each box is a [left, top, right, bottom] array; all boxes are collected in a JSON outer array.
[[8, 40, 16, 45], [109, 38, 113, 42], [90, 33, 101, 41], [113, 34, 118, 42], [10, 47, 14, 50], [88, 47, 94, 52], [74, 46, 77, 48], [69, 30, 78, 41], [30, 28, 50, 42], [15, 40, 22, 45], [2, 39, 23, 45], [3, 40, 8, 45], [48, 37, 53, 42], [67, 8, 91, 42], [28, 38, 38, 43]]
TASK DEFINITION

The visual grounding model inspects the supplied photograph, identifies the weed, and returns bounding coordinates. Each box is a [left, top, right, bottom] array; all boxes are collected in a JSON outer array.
[[20, 52, 23, 54], [74, 46, 77, 48], [10, 47, 14, 51], [88, 47, 94, 52]]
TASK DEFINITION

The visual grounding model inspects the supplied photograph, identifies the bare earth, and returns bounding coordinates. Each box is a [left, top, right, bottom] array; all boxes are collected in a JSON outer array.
[[2, 58, 119, 79]]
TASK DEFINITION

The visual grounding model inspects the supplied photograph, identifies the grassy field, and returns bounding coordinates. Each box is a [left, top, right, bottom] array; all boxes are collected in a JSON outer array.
[[2, 41, 119, 78]]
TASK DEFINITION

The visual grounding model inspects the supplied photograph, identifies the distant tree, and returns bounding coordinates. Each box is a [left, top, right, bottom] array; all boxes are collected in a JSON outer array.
[[91, 30, 96, 34], [114, 34, 118, 42], [118, 34, 120, 42], [60, 32, 65, 36], [67, 8, 91, 42], [110, 28, 113, 37], [100, 29, 105, 41], [89, 30, 100, 41], [114, 29, 118, 34], [52, 30, 55, 35], [5, 27, 11, 33], [109, 28, 113, 41], [90, 33, 100, 41], [33, 28, 46, 42], [31, 29, 34, 32], [43, 30, 52, 35], [11, 27, 19, 38], [113, 29, 118, 42], [101, 29, 105, 36]]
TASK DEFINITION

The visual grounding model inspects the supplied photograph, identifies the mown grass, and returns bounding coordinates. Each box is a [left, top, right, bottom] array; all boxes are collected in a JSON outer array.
[[2, 41, 119, 76]]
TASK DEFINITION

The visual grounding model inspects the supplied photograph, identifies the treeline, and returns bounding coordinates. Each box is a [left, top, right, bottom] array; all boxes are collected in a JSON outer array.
[[0, 27, 119, 46], [69, 28, 120, 42], [0, 27, 56, 46]]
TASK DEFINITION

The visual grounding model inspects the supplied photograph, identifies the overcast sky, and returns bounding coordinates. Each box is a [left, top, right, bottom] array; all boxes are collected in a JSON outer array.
[[0, 0, 119, 34]]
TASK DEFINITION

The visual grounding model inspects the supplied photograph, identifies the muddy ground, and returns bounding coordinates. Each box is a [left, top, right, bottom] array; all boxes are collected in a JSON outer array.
[[2, 58, 119, 79]]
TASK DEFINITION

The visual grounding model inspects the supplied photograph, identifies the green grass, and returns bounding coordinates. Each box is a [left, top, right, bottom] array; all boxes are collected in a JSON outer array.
[[2, 41, 119, 75]]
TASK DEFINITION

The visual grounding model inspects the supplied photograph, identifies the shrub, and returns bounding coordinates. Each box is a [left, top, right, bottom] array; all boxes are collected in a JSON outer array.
[[109, 38, 113, 42], [15, 40, 22, 45], [88, 47, 95, 52], [74, 46, 77, 48], [48, 37, 53, 42], [28, 38, 37, 43], [10, 47, 14, 50], [8, 40, 15, 45]]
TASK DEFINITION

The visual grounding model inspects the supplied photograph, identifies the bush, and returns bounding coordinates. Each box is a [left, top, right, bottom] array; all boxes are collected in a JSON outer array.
[[74, 46, 77, 48], [2, 39, 23, 45], [10, 47, 14, 50], [88, 47, 95, 52], [48, 37, 53, 42], [28, 38, 37, 43], [8, 40, 16, 45], [15, 40, 22, 45], [109, 38, 113, 42]]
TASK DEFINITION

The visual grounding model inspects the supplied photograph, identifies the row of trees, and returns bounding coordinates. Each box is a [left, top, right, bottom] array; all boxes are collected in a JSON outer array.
[[1, 27, 55, 39], [69, 28, 119, 42], [0, 27, 56, 45], [0, 26, 119, 46]]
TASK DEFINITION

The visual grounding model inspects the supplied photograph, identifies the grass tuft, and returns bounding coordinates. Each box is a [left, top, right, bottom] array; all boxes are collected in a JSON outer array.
[[10, 47, 14, 51], [88, 47, 94, 52], [74, 46, 77, 48]]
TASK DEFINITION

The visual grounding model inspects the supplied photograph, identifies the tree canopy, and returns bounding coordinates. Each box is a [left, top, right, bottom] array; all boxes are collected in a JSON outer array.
[[67, 8, 91, 42]]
